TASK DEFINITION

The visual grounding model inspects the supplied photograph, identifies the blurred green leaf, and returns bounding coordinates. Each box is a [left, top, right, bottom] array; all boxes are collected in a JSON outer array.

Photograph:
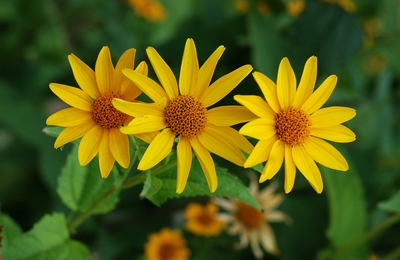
[[140, 173, 163, 199], [146, 155, 261, 210], [57, 143, 119, 214], [322, 152, 367, 260], [0, 212, 23, 247], [2, 213, 90, 260], [379, 190, 400, 213], [42, 126, 64, 139]]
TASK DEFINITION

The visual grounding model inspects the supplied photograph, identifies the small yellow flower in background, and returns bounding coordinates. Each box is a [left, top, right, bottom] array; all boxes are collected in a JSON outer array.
[[213, 173, 291, 259], [127, 0, 166, 22], [286, 0, 305, 17], [144, 228, 190, 260], [234, 56, 356, 194], [321, 0, 357, 13], [113, 38, 255, 194], [46, 47, 152, 178], [184, 202, 224, 237], [234, 0, 249, 14]]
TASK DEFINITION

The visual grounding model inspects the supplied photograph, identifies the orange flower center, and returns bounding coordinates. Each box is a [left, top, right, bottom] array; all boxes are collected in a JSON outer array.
[[164, 95, 207, 138], [92, 93, 127, 129], [158, 243, 176, 260], [196, 211, 214, 226], [275, 107, 311, 146], [236, 202, 265, 229]]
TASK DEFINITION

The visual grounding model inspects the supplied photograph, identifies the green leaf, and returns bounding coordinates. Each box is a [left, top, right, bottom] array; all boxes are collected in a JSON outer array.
[[57, 143, 120, 214], [2, 213, 90, 260], [146, 155, 261, 210], [140, 173, 163, 199], [321, 151, 368, 260], [0, 212, 23, 247], [379, 190, 400, 213], [42, 126, 64, 139]]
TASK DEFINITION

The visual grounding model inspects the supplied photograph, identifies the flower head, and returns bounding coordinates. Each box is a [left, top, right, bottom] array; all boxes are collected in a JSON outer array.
[[46, 47, 152, 178], [144, 228, 190, 260], [113, 38, 255, 193], [234, 56, 356, 193], [183, 202, 224, 237], [213, 173, 290, 259], [127, 0, 166, 22]]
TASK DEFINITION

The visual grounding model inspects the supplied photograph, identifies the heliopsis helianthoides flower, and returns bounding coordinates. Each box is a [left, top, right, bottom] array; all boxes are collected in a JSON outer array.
[[46, 47, 152, 178], [183, 202, 224, 237], [213, 173, 291, 259], [234, 56, 356, 193], [113, 38, 255, 193], [144, 228, 190, 260]]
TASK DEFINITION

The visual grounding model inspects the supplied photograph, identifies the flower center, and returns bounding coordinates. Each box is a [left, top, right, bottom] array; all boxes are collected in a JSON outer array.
[[92, 93, 127, 129], [236, 202, 265, 229], [196, 211, 214, 226], [275, 107, 311, 146], [164, 95, 207, 138], [158, 243, 176, 260]]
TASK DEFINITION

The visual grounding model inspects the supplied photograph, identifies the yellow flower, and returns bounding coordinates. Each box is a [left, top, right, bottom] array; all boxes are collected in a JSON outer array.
[[127, 0, 166, 22], [144, 228, 190, 260], [113, 38, 255, 193], [234, 56, 356, 193], [46, 47, 152, 178], [213, 173, 291, 259], [183, 202, 224, 237], [286, 0, 305, 17]]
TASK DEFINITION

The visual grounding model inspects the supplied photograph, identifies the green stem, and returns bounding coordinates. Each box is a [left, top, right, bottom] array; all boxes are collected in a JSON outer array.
[[335, 214, 400, 257]]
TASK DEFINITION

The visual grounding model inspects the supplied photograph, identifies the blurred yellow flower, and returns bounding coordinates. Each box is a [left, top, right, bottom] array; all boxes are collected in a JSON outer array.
[[46, 47, 152, 178], [144, 228, 190, 260], [213, 173, 291, 259], [321, 0, 357, 13], [127, 0, 166, 22], [184, 202, 224, 237], [286, 0, 305, 17], [234, 56, 356, 193], [113, 38, 255, 194]]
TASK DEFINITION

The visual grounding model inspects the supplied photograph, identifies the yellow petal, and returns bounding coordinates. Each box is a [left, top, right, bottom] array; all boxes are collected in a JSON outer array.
[[123, 68, 168, 103], [252, 72, 281, 113], [301, 75, 337, 114], [311, 106, 356, 128], [112, 98, 164, 118], [179, 38, 199, 96], [78, 126, 104, 166], [68, 54, 100, 99], [135, 131, 159, 144], [135, 60, 148, 76], [95, 46, 114, 94], [146, 47, 178, 100], [109, 128, 130, 168], [207, 105, 257, 126], [54, 121, 96, 149], [311, 125, 356, 143], [284, 144, 296, 193], [303, 137, 348, 171], [138, 128, 175, 170], [46, 107, 92, 127], [208, 124, 254, 154], [240, 118, 276, 140], [176, 137, 193, 194], [99, 133, 115, 178], [292, 145, 323, 193], [121, 115, 166, 134], [201, 64, 253, 107], [49, 83, 93, 111], [293, 56, 317, 108], [244, 137, 277, 168], [276, 57, 296, 109], [234, 95, 275, 119], [120, 61, 147, 101], [190, 137, 218, 193], [114, 48, 136, 90], [194, 45, 225, 98], [198, 126, 246, 166], [259, 140, 285, 182]]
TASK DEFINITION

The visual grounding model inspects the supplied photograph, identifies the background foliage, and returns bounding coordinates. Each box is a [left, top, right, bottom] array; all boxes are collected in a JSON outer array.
[[1, 0, 400, 259]]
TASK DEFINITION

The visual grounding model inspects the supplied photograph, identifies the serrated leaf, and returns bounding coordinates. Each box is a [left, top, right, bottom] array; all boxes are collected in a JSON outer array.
[[57, 143, 119, 214], [0, 212, 23, 247], [322, 151, 367, 260], [140, 173, 163, 199], [146, 155, 261, 210], [2, 213, 90, 260], [379, 190, 400, 213]]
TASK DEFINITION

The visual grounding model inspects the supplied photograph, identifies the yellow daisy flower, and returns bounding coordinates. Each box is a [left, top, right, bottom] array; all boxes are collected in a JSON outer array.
[[113, 38, 255, 193], [183, 202, 224, 237], [46, 47, 152, 178], [127, 0, 166, 22], [213, 173, 291, 259], [234, 56, 356, 193], [144, 228, 190, 260]]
